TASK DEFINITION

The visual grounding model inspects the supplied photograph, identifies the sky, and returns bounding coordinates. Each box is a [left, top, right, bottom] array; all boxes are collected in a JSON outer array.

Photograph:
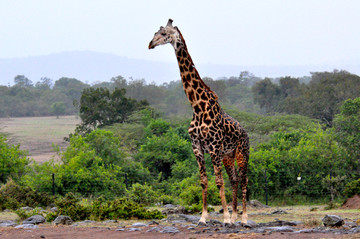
[[1, 0, 360, 68]]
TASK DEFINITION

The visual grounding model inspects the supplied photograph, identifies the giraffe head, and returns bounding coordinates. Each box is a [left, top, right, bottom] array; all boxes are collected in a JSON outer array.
[[148, 19, 179, 49]]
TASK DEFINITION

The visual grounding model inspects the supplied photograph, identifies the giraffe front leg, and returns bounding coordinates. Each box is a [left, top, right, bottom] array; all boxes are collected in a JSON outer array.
[[193, 146, 208, 225]]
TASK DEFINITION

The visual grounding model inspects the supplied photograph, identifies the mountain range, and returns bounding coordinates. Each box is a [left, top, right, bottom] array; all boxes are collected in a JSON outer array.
[[0, 51, 358, 86]]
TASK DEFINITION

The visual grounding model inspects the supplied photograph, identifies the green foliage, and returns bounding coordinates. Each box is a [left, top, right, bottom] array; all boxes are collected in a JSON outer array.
[[251, 71, 360, 126], [78, 87, 148, 132], [334, 97, 360, 172], [137, 126, 194, 180], [51, 193, 164, 221], [15, 208, 45, 220], [0, 136, 29, 184], [22, 129, 152, 198], [0, 179, 53, 210], [173, 175, 231, 206], [126, 183, 159, 206], [343, 179, 360, 198], [249, 126, 347, 201], [51, 101, 66, 117]]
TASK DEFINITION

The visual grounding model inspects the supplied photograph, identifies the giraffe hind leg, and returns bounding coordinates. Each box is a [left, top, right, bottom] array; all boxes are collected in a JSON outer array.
[[223, 155, 239, 224], [236, 146, 249, 224]]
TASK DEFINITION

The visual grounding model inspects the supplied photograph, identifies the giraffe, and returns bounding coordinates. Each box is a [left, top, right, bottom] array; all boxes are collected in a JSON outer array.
[[149, 19, 249, 225]]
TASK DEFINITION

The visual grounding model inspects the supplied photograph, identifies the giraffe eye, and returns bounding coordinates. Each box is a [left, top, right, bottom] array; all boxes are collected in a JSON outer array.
[[161, 32, 167, 36]]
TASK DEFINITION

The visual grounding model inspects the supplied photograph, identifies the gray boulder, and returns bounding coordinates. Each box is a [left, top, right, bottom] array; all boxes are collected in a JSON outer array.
[[322, 214, 345, 227], [0, 220, 17, 227], [22, 215, 45, 225], [249, 200, 270, 208], [20, 206, 33, 211], [162, 205, 186, 215], [132, 222, 148, 227], [15, 224, 38, 229], [50, 207, 58, 212], [53, 215, 73, 225], [161, 226, 180, 233]]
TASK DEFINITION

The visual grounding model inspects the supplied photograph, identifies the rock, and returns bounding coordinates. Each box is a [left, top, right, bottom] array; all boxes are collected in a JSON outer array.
[[20, 206, 33, 211], [79, 220, 95, 224], [103, 220, 117, 223], [263, 226, 294, 232], [15, 224, 39, 229], [163, 204, 176, 208], [147, 227, 161, 232], [166, 214, 200, 223], [50, 207, 58, 212], [132, 222, 147, 227], [237, 220, 257, 228], [147, 220, 159, 225], [115, 228, 125, 231], [22, 215, 46, 225], [271, 209, 288, 214], [181, 214, 200, 223], [0, 220, 17, 227], [3, 209, 11, 212], [162, 205, 186, 215], [161, 226, 180, 233], [249, 200, 270, 208], [53, 215, 73, 225], [322, 215, 345, 227], [127, 227, 141, 231], [259, 220, 297, 227], [349, 227, 360, 233], [208, 219, 223, 226]]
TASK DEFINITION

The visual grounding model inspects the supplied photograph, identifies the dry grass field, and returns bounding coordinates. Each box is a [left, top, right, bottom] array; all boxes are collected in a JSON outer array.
[[0, 116, 80, 162]]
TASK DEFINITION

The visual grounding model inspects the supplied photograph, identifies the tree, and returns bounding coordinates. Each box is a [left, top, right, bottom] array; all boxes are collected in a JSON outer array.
[[51, 101, 66, 118], [333, 97, 360, 174], [14, 75, 33, 88], [78, 87, 149, 132], [252, 78, 281, 113], [0, 136, 29, 184]]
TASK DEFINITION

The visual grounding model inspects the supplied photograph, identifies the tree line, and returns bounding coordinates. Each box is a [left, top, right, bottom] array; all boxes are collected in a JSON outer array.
[[1, 69, 360, 207]]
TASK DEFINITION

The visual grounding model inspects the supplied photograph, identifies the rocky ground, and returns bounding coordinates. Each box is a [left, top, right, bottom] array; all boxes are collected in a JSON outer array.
[[1, 202, 360, 239]]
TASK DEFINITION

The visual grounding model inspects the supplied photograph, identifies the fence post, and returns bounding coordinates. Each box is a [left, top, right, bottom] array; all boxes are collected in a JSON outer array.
[[52, 173, 55, 196], [264, 169, 268, 206]]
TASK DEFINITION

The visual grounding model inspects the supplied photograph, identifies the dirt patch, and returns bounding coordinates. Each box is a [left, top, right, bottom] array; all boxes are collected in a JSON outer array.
[[0, 224, 355, 239], [341, 194, 360, 209]]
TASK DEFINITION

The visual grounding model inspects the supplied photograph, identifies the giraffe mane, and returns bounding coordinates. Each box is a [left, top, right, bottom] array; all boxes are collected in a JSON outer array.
[[175, 27, 219, 101]]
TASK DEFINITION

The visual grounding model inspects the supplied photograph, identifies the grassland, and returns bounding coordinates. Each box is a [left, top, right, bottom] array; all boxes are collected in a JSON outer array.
[[0, 116, 80, 162]]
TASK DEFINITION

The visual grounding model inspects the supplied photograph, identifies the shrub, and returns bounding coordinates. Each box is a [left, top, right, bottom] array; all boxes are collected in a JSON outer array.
[[0, 179, 53, 210], [50, 193, 164, 221], [15, 208, 45, 220], [0, 136, 29, 184], [126, 183, 159, 206], [343, 179, 360, 198]]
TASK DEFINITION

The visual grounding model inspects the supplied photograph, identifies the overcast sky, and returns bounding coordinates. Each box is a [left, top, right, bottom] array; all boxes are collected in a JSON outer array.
[[1, 0, 359, 68]]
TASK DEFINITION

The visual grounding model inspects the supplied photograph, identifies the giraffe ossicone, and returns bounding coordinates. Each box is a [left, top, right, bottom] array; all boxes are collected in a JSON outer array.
[[149, 19, 250, 225]]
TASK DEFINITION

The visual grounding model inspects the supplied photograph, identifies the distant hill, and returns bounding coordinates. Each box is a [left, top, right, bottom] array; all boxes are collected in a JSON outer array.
[[0, 51, 358, 86]]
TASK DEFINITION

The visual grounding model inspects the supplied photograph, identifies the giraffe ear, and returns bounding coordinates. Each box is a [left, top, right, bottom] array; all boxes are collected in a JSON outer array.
[[167, 19, 173, 27]]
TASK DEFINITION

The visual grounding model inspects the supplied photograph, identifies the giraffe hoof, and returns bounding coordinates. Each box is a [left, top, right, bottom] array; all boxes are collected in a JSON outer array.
[[197, 221, 207, 227]]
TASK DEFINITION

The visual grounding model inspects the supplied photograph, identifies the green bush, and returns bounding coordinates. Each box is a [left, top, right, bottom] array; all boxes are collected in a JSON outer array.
[[175, 175, 232, 206], [15, 208, 45, 220], [0, 179, 53, 210], [51, 193, 164, 221], [343, 179, 360, 198], [0, 136, 29, 184], [126, 183, 159, 206]]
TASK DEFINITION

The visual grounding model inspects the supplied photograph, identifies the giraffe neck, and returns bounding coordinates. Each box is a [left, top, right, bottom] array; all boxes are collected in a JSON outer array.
[[172, 28, 218, 112]]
